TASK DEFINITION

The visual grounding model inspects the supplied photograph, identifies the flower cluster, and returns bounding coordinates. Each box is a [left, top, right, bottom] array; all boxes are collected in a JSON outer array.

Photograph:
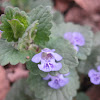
[[32, 48, 70, 89], [88, 66, 100, 85], [64, 32, 85, 51], [32, 48, 62, 72], [43, 73, 69, 89]]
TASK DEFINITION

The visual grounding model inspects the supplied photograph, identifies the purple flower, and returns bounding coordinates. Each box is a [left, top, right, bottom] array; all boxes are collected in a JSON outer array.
[[48, 74, 69, 89], [0, 30, 3, 33], [43, 74, 51, 80], [64, 32, 85, 51], [88, 66, 100, 85], [31, 48, 62, 72]]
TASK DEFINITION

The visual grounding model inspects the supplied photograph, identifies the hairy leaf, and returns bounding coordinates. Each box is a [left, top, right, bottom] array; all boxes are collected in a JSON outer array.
[[78, 46, 100, 74], [46, 37, 79, 75], [0, 6, 29, 42], [28, 68, 79, 100], [77, 32, 100, 74], [51, 23, 93, 60], [26, 37, 78, 77], [5, 79, 32, 100], [8, 19, 25, 39], [0, 39, 34, 66], [5, 79, 41, 100], [29, 6, 52, 45]]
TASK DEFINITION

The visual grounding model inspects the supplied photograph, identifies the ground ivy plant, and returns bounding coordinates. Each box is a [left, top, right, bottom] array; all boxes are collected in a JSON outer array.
[[0, 6, 94, 100]]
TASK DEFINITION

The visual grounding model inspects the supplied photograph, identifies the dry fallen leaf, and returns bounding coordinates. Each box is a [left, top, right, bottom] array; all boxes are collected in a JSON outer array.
[[86, 85, 100, 100], [7, 63, 29, 82], [0, 65, 10, 100], [74, 0, 100, 13], [55, 0, 70, 12]]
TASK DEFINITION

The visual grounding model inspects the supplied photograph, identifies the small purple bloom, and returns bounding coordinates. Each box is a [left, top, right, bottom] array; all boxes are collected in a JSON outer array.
[[64, 32, 85, 51], [48, 74, 69, 89], [43, 74, 51, 80], [32, 48, 62, 72], [88, 66, 100, 85], [0, 30, 3, 33]]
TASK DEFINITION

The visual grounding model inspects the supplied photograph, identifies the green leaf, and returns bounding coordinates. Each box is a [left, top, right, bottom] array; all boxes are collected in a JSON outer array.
[[76, 92, 90, 100], [5, 79, 41, 100], [0, 6, 29, 42], [51, 23, 93, 60], [29, 0, 53, 11], [0, 14, 18, 42], [14, 12, 29, 29], [29, 6, 52, 45], [8, 19, 25, 39], [93, 31, 100, 47], [77, 32, 100, 74], [4, 6, 15, 20], [77, 46, 100, 74], [26, 61, 48, 77], [52, 10, 64, 25], [18, 20, 39, 51], [28, 68, 80, 100], [46, 37, 78, 74], [5, 79, 31, 100], [26, 37, 78, 77], [0, 39, 34, 66]]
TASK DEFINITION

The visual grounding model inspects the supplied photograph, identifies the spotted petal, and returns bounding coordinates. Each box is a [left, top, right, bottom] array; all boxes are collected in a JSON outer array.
[[38, 61, 62, 72]]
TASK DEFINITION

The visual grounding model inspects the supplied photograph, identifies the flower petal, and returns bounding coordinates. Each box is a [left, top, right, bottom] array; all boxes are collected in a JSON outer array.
[[48, 80, 60, 89], [90, 75, 100, 85], [73, 32, 85, 46], [59, 78, 69, 87], [51, 62, 62, 71], [64, 72, 70, 76], [64, 32, 73, 42], [97, 66, 100, 72], [88, 69, 97, 77], [43, 74, 51, 80], [52, 53, 62, 61], [38, 63, 51, 72], [31, 52, 41, 63], [74, 45, 79, 51]]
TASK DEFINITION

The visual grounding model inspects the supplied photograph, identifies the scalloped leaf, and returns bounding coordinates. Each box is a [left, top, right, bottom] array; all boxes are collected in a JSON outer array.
[[5, 79, 41, 100], [29, 6, 52, 45], [14, 11, 29, 29], [77, 32, 100, 74], [46, 37, 78, 75], [29, 0, 53, 10], [0, 6, 29, 42], [28, 68, 79, 100], [93, 31, 100, 47], [26, 61, 48, 77], [51, 23, 93, 60], [5, 0, 52, 12], [0, 39, 34, 66], [8, 19, 25, 39], [52, 10, 64, 25], [5, 79, 32, 100], [77, 46, 100, 74]]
